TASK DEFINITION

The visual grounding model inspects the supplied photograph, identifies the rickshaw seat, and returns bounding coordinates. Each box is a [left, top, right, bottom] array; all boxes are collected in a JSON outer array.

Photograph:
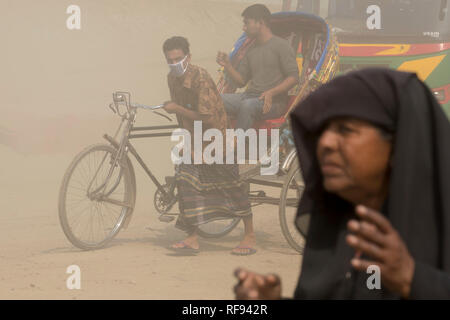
[[229, 116, 285, 134], [252, 117, 285, 135]]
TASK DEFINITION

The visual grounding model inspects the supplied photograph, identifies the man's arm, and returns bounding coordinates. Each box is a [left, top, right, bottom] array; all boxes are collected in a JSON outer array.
[[267, 76, 298, 97], [259, 76, 298, 114], [260, 41, 300, 113], [163, 102, 212, 125], [275, 39, 300, 95], [217, 52, 247, 88]]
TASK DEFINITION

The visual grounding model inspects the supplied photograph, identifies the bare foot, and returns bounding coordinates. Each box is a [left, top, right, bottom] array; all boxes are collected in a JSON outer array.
[[231, 233, 256, 255]]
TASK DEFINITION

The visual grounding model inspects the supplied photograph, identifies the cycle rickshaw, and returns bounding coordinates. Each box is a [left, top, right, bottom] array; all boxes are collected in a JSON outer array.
[[58, 12, 339, 253]]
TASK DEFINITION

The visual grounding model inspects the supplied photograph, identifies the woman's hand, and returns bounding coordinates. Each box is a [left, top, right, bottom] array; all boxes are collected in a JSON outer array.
[[346, 205, 415, 299], [233, 268, 282, 300]]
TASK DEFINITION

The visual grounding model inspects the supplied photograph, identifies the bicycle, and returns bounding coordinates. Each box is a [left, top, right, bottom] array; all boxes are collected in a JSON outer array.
[[58, 92, 245, 250]]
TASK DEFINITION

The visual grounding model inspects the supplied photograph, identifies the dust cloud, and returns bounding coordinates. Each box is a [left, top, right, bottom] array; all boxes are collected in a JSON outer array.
[[0, 0, 302, 299]]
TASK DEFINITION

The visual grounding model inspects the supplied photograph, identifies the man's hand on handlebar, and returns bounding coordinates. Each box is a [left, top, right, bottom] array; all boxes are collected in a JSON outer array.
[[163, 101, 179, 114], [233, 267, 282, 300]]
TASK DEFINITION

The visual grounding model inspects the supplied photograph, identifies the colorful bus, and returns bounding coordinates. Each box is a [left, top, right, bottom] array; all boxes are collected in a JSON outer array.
[[294, 0, 450, 117]]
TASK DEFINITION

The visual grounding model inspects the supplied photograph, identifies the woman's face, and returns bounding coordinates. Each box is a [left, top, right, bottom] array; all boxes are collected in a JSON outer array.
[[316, 117, 392, 205]]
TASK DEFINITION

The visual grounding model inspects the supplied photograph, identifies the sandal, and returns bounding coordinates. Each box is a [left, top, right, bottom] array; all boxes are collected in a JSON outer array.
[[230, 245, 257, 256], [169, 241, 200, 254]]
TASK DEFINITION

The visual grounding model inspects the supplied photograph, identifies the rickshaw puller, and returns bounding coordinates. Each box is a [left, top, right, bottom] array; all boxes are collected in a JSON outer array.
[[162, 36, 256, 255]]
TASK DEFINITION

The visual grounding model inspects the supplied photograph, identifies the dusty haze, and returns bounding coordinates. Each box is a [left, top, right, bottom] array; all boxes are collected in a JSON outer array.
[[0, 0, 303, 299]]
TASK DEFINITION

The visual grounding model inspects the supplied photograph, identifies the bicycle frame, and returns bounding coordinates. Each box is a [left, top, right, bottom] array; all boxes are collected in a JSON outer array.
[[103, 124, 179, 198], [100, 91, 300, 211], [68, 91, 175, 216], [59, 90, 305, 251]]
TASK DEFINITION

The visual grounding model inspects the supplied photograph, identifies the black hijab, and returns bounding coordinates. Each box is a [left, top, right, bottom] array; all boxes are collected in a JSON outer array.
[[289, 68, 450, 299]]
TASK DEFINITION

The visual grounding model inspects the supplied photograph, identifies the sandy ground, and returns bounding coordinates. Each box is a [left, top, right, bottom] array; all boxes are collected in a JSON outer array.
[[0, 0, 304, 299]]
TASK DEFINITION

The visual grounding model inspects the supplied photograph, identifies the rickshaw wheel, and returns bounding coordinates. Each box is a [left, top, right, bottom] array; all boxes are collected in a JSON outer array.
[[196, 218, 242, 239], [194, 179, 249, 238], [279, 159, 306, 254]]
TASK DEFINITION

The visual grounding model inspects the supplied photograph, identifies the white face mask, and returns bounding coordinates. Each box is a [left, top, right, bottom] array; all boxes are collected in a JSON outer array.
[[168, 55, 189, 77]]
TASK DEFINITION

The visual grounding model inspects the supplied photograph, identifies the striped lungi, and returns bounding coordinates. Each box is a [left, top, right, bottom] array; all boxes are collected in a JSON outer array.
[[174, 163, 252, 233]]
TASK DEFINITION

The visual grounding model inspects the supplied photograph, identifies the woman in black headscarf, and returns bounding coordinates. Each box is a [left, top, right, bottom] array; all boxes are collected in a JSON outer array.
[[232, 68, 450, 299]]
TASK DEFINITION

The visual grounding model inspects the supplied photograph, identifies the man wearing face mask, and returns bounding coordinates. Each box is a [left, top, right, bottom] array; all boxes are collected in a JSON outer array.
[[217, 4, 299, 130], [162, 36, 256, 256], [163, 36, 227, 137]]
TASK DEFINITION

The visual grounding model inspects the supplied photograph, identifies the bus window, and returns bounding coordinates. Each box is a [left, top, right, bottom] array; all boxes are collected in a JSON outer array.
[[326, 0, 449, 40]]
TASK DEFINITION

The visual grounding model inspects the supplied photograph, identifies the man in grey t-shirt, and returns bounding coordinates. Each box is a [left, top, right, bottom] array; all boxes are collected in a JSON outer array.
[[217, 4, 299, 131]]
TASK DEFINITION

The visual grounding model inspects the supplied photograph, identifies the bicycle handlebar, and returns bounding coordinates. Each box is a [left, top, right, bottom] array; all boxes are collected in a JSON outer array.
[[111, 91, 171, 121], [130, 103, 165, 110]]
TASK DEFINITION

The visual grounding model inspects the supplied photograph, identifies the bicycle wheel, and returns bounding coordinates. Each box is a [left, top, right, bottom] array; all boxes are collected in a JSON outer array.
[[196, 217, 241, 238], [279, 158, 306, 254], [58, 143, 135, 250], [195, 180, 248, 238]]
